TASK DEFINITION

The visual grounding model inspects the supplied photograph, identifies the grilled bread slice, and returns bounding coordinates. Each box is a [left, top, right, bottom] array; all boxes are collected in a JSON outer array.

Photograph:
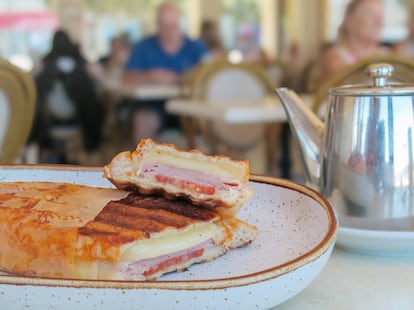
[[0, 182, 257, 280], [104, 139, 254, 214]]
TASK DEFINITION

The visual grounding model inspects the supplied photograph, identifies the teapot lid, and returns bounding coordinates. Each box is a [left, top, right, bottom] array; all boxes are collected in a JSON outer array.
[[329, 63, 414, 96]]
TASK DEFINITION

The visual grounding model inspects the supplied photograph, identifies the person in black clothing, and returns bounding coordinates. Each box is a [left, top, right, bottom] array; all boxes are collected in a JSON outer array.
[[31, 29, 104, 162]]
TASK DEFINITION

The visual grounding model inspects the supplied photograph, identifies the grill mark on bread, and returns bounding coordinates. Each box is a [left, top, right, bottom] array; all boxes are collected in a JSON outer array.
[[78, 221, 144, 242], [118, 193, 218, 220], [79, 194, 218, 240], [95, 209, 170, 232], [103, 202, 203, 228]]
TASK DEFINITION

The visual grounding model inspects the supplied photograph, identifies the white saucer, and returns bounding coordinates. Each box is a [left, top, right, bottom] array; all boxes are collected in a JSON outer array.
[[337, 226, 414, 256]]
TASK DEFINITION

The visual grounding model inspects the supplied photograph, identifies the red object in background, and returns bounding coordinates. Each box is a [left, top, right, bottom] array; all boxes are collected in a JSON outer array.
[[0, 12, 56, 30]]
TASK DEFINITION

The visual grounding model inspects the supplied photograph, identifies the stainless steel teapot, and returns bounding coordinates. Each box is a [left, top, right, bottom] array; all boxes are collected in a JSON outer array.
[[276, 63, 414, 231]]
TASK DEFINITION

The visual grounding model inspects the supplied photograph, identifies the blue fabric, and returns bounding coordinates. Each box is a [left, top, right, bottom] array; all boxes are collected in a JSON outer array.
[[125, 35, 208, 74]]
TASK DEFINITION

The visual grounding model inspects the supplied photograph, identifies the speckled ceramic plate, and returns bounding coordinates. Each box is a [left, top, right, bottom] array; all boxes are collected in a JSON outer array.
[[0, 165, 337, 310]]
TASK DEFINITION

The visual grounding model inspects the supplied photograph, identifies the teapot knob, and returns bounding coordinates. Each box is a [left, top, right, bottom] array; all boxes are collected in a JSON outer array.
[[365, 63, 394, 87]]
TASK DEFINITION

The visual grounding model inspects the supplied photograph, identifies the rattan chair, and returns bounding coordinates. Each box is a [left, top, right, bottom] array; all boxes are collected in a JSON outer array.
[[312, 54, 414, 115], [0, 59, 36, 163], [182, 60, 277, 173]]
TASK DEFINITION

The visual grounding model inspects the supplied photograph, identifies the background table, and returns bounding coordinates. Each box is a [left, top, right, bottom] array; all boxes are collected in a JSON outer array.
[[104, 81, 182, 101], [166, 96, 287, 123], [120, 84, 182, 100], [166, 94, 313, 123], [166, 94, 313, 178]]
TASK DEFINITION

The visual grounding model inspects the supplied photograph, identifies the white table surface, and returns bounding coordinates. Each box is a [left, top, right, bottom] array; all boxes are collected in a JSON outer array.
[[166, 95, 313, 124], [272, 246, 414, 310], [166, 97, 286, 123], [105, 81, 182, 100]]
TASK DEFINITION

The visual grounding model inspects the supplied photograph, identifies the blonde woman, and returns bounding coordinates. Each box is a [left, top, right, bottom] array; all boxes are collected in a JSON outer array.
[[320, 0, 389, 81]]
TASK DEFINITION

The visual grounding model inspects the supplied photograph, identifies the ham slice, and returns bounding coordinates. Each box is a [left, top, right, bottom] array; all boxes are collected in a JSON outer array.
[[140, 163, 242, 195], [116, 239, 217, 280]]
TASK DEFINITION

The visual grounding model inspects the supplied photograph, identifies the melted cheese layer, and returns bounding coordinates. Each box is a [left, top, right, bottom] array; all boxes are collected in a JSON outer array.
[[120, 223, 220, 261], [140, 148, 244, 180]]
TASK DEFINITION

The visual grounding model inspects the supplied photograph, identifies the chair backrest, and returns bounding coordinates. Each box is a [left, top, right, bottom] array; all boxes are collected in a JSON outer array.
[[0, 59, 36, 163], [302, 59, 323, 94], [191, 60, 274, 149], [198, 61, 274, 100], [312, 54, 414, 114], [0, 90, 10, 151], [205, 68, 268, 102]]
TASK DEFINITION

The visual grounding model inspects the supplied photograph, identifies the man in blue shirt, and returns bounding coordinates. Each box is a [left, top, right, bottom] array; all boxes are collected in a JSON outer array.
[[125, 34, 207, 83], [124, 2, 207, 84], [122, 2, 208, 142]]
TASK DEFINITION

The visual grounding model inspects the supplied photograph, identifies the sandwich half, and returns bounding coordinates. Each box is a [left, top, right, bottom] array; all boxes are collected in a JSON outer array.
[[104, 139, 254, 214], [0, 182, 257, 280]]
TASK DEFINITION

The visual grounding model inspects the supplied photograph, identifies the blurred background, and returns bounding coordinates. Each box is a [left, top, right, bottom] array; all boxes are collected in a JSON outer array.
[[1, 0, 413, 179], [1, 0, 409, 72]]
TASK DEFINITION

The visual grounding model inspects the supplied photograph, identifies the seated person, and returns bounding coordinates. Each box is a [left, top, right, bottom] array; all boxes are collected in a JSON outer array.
[[122, 2, 208, 143], [99, 33, 131, 83], [320, 0, 389, 82], [31, 30, 104, 162], [200, 20, 227, 59]]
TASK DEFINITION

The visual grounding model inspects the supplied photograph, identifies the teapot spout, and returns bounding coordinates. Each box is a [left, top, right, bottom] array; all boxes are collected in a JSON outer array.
[[276, 88, 325, 185]]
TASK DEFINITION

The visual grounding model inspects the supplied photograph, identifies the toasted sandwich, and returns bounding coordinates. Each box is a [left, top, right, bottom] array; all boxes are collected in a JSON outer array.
[[104, 139, 253, 214], [0, 181, 257, 280]]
